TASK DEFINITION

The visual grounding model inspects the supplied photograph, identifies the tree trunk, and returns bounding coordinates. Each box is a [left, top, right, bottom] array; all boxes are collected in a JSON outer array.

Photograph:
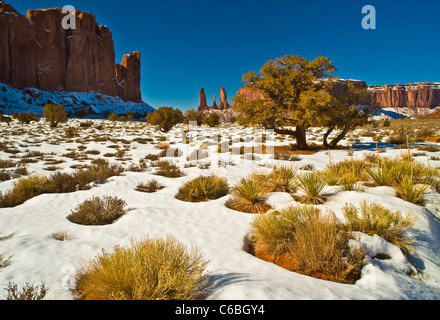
[[295, 125, 308, 150], [328, 125, 351, 149], [274, 126, 308, 150], [323, 128, 333, 149]]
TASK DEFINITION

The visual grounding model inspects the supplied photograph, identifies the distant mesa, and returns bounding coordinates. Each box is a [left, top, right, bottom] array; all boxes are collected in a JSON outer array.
[[0, 1, 144, 104]]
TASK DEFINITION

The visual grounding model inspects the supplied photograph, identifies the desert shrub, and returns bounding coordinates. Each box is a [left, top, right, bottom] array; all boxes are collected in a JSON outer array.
[[0, 159, 16, 169], [70, 196, 127, 226], [250, 206, 365, 284], [75, 236, 209, 300], [4, 282, 48, 300], [146, 107, 183, 132], [43, 104, 68, 128], [296, 171, 327, 205], [176, 175, 229, 202], [154, 160, 185, 178], [341, 201, 417, 253], [12, 112, 41, 124], [0, 170, 12, 182], [289, 213, 365, 284], [0, 175, 48, 208], [225, 177, 271, 214], [300, 163, 315, 171], [204, 112, 221, 127], [51, 230, 70, 241], [145, 153, 160, 161], [136, 179, 165, 193], [250, 205, 321, 255], [0, 162, 124, 208], [274, 153, 301, 161]]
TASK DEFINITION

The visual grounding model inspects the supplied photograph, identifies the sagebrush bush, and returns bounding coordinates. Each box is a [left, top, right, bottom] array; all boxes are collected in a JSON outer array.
[[136, 179, 165, 193], [5, 282, 48, 300], [69, 196, 127, 226], [0, 175, 48, 208], [154, 160, 185, 178], [341, 201, 417, 253], [225, 177, 271, 214], [176, 175, 229, 202], [75, 236, 209, 300]]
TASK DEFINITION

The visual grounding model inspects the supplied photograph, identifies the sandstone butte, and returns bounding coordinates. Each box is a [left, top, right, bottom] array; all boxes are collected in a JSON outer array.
[[0, 1, 142, 102]]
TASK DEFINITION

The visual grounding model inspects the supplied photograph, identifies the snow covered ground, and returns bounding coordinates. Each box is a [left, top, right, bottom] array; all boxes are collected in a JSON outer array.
[[1, 119, 440, 300], [0, 83, 154, 118]]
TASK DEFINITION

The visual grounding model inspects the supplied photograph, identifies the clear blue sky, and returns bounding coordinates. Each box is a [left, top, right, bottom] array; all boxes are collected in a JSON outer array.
[[10, 0, 440, 111]]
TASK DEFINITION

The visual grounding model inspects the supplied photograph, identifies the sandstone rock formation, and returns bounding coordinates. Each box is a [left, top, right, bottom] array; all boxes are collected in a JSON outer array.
[[0, 2, 142, 102], [368, 83, 440, 110], [198, 88, 231, 111], [218, 88, 230, 110], [198, 88, 208, 111], [211, 95, 218, 109]]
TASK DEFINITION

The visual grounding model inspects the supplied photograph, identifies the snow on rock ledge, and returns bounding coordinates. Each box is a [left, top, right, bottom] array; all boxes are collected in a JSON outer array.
[[0, 82, 154, 118]]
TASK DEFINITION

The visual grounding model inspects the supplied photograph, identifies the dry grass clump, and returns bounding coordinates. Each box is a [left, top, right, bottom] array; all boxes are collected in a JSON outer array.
[[153, 160, 185, 178], [341, 201, 417, 254], [4, 282, 48, 300], [176, 175, 229, 202], [136, 179, 165, 193], [225, 177, 271, 214], [51, 230, 70, 241], [69, 196, 127, 226], [0, 175, 49, 208], [250, 205, 321, 256], [249, 205, 365, 284], [75, 236, 210, 300], [295, 171, 327, 204]]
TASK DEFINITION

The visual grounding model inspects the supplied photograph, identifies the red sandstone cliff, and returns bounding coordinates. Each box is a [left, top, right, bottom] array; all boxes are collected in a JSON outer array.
[[368, 83, 440, 110], [0, 2, 142, 102]]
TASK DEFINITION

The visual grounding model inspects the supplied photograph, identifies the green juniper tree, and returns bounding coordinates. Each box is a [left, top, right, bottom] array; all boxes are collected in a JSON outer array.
[[233, 54, 336, 150]]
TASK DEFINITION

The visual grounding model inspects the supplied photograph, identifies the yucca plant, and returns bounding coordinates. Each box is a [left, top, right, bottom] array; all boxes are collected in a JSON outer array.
[[255, 166, 298, 194], [394, 179, 429, 205], [225, 177, 271, 214], [338, 173, 361, 192], [341, 201, 417, 254], [296, 171, 327, 205], [176, 175, 229, 202], [323, 163, 344, 186], [366, 164, 394, 187]]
